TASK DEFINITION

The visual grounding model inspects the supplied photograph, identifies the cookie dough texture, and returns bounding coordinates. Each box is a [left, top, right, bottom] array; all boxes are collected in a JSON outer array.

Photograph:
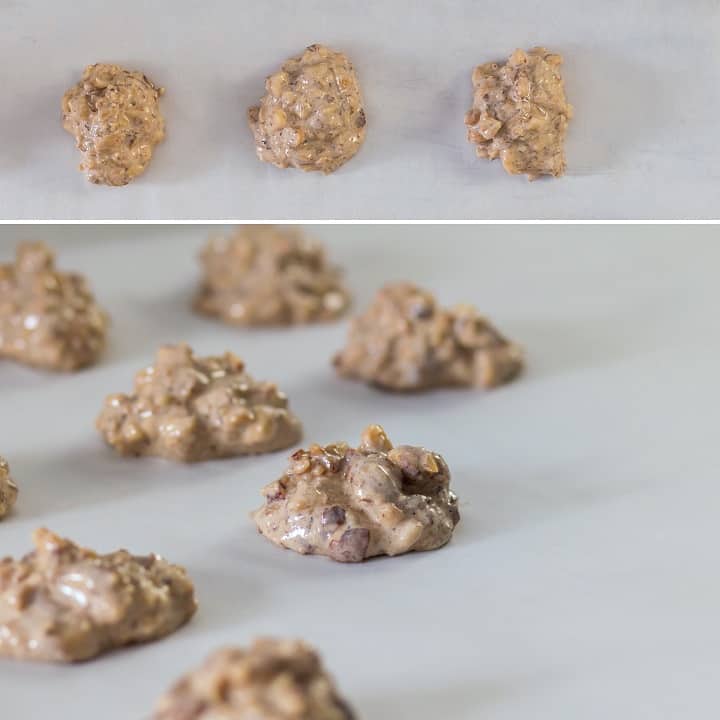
[[194, 225, 351, 326], [0, 528, 197, 662], [97, 344, 302, 462], [153, 638, 356, 720], [0, 457, 18, 520], [333, 282, 523, 392], [464, 47, 573, 180], [62, 63, 165, 186], [253, 425, 459, 563], [0, 242, 108, 371], [248, 44, 367, 174]]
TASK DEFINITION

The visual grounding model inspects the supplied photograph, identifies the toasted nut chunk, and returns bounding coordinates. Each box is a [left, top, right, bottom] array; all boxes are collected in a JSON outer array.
[[62, 63, 165, 185], [0, 456, 18, 520], [153, 638, 356, 719], [97, 343, 303, 462], [465, 47, 573, 180], [194, 226, 350, 326], [253, 425, 459, 562], [248, 44, 367, 174], [333, 282, 523, 391], [0, 242, 108, 371], [0, 529, 196, 662]]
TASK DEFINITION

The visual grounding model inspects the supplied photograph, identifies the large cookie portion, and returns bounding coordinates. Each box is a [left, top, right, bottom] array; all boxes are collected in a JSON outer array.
[[0, 457, 18, 520], [194, 225, 351, 326], [465, 47, 573, 180], [0, 529, 197, 663], [333, 282, 523, 392], [248, 44, 367, 174], [62, 63, 165, 185], [253, 425, 459, 563], [153, 638, 356, 720], [97, 343, 303, 462], [0, 242, 108, 371]]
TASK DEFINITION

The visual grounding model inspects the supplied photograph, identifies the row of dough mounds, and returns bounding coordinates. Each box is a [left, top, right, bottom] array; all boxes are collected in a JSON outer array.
[[0, 227, 523, 390], [0, 530, 355, 716], [60, 45, 571, 185]]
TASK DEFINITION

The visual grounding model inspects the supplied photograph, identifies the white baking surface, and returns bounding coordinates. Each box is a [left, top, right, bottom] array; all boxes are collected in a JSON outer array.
[[2, 0, 720, 220], [0, 225, 718, 719]]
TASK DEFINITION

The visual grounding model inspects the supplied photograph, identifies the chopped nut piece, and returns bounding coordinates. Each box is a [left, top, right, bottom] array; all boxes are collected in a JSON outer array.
[[0, 242, 108, 371], [194, 225, 351, 326], [333, 282, 523, 391], [248, 44, 367, 174], [465, 47, 573, 180], [62, 63, 165, 185], [153, 638, 356, 719], [253, 425, 459, 562], [0, 456, 18, 520], [0, 529, 197, 662], [97, 343, 302, 462]]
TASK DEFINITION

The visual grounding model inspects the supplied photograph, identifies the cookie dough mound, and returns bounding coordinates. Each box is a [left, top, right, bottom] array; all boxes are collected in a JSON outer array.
[[62, 63, 165, 185], [0, 242, 108, 371], [0, 457, 18, 520], [194, 225, 351, 326], [464, 47, 573, 180], [333, 282, 523, 392], [248, 44, 367, 174], [153, 638, 356, 719], [253, 425, 459, 563], [0, 528, 197, 662], [97, 343, 302, 462]]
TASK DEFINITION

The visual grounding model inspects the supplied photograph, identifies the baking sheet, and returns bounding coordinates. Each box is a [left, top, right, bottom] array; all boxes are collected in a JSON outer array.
[[2, 0, 720, 220], [0, 225, 718, 718]]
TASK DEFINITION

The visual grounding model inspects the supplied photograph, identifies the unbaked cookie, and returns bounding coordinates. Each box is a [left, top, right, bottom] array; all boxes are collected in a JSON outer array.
[[465, 47, 573, 180], [62, 63, 165, 185], [194, 225, 350, 326], [333, 282, 523, 391], [0, 457, 18, 520], [0, 528, 197, 662], [97, 344, 302, 462], [153, 638, 356, 719], [248, 44, 367, 174], [0, 242, 108, 371], [253, 424, 459, 563]]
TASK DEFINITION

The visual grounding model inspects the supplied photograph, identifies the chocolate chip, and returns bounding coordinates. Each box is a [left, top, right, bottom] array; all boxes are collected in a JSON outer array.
[[328, 528, 369, 563]]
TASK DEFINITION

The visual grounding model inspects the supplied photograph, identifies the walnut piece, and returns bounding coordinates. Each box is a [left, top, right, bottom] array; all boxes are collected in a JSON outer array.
[[0, 528, 197, 662], [464, 47, 573, 180], [248, 44, 367, 174], [252, 425, 459, 563], [153, 638, 356, 720], [194, 226, 351, 326], [0, 242, 108, 371], [333, 282, 523, 391], [97, 343, 303, 462], [0, 456, 18, 520], [62, 63, 165, 185]]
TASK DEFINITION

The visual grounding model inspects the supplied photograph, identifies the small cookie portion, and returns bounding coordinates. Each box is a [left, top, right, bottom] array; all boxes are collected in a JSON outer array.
[[464, 47, 573, 180], [153, 638, 356, 720], [97, 343, 302, 462], [0, 528, 197, 662], [333, 282, 523, 392], [62, 63, 165, 185], [253, 425, 459, 563], [248, 44, 367, 174], [194, 225, 351, 326], [0, 242, 108, 371], [0, 457, 18, 520]]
